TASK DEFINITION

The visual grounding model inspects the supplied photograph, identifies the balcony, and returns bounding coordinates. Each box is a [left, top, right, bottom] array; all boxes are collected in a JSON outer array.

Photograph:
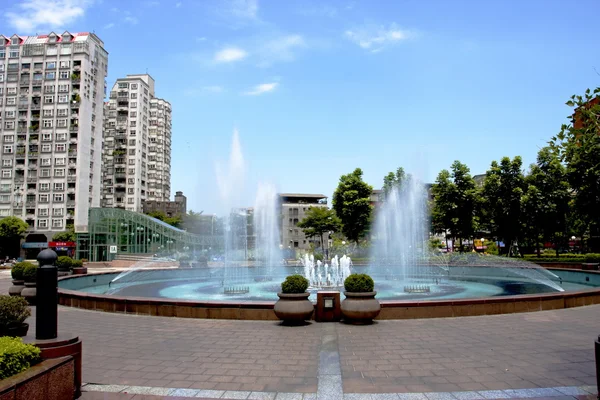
[[18, 103, 29, 110], [28, 152, 38, 158], [66, 200, 75, 207], [27, 177, 37, 183], [70, 102, 80, 108], [67, 176, 76, 182], [69, 126, 78, 133], [32, 79, 43, 86], [68, 150, 77, 156], [15, 153, 25, 160], [14, 177, 25, 183], [30, 104, 41, 110]]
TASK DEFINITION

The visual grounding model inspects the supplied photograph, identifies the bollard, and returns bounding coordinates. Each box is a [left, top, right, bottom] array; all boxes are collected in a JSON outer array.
[[596, 335, 600, 400], [36, 248, 58, 340]]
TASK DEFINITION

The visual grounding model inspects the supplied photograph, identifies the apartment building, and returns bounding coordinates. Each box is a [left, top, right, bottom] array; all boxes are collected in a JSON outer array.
[[0, 32, 108, 241], [279, 193, 329, 251], [101, 74, 171, 212]]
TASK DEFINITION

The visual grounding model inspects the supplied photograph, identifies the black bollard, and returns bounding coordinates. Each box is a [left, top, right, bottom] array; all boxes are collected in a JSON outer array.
[[596, 335, 600, 400], [36, 248, 58, 340]]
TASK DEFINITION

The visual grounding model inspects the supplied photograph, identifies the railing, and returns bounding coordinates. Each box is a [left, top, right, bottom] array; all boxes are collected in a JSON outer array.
[[69, 126, 78, 132]]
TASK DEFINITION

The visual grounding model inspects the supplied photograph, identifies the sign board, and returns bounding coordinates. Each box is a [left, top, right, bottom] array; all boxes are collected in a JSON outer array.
[[22, 242, 48, 249], [109, 245, 118, 254]]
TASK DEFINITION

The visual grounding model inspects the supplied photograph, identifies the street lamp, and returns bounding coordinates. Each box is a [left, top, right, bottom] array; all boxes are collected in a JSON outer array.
[[481, 238, 485, 252]]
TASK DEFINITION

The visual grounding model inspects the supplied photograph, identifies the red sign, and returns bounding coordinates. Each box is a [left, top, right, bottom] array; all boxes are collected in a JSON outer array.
[[48, 241, 76, 248]]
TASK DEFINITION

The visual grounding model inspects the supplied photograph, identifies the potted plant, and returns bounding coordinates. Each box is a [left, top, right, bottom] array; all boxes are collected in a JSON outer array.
[[20, 264, 38, 305], [274, 274, 314, 324], [178, 254, 191, 268], [341, 273, 380, 324], [9, 262, 31, 296], [71, 259, 87, 275], [0, 295, 31, 337], [55, 256, 73, 275]]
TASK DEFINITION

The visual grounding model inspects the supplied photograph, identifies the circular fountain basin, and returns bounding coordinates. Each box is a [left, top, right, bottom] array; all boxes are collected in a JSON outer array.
[[57, 266, 600, 320]]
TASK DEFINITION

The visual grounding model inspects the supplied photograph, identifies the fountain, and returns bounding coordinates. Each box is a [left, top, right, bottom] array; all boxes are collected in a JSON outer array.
[[253, 182, 282, 281], [300, 254, 352, 289]]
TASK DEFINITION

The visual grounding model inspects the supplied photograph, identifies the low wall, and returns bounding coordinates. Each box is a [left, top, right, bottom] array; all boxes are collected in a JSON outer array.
[[56, 268, 600, 321], [0, 356, 75, 400]]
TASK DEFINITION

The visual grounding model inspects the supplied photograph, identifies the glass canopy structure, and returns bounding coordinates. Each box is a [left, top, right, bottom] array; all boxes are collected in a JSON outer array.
[[77, 208, 223, 261]]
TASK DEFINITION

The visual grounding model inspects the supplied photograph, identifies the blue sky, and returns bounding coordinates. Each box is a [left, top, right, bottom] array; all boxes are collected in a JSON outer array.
[[3, 0, 600, 215]]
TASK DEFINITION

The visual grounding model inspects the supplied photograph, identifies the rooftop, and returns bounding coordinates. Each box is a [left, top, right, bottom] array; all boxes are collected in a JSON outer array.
[[278, 193, 327, 199]]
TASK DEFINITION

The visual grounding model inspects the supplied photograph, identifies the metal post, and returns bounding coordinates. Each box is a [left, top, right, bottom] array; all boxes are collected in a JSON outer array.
[[595, 335, 600, 400], [36, 248, 58, 340]]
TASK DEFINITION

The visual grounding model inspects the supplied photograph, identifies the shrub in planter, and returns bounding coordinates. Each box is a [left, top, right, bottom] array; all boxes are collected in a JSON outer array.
[[281, 274, 309, 293], [22, 264, 38, 283], [274, 274, 313, 323], [71, 259, 83, 268], [344, 273, 374, 292], [0, 295, 31, 336], [0, 337, 41, 380], [56, 256, 73, 271], [9, 262, 33, 297], [341, 273, 380, 324]]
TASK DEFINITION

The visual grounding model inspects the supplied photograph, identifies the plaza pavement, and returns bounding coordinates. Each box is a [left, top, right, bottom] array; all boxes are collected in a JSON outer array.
[[0, 270, 598, 399]]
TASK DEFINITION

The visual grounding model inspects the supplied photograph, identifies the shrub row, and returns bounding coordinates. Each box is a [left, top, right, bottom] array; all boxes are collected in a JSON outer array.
[[0, 296, 31, 329], [0, 337, 41, 380]]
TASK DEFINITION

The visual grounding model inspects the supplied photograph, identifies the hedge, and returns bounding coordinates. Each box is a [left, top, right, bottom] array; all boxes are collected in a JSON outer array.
[[0, 336, 41, 380]]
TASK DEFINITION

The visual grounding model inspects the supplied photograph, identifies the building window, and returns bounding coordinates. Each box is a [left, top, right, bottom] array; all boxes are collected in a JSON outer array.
[[45, 72, 55, 79], [6, 97, 16, 106], [46, 62, 56, 69], [130, 102, 137, 108], [43, 109, 54, 117], [127, 198, 134, 204], [38, 208, 48, 216], [41, 144, 52, 153], [54, 157, 66, 166], [39, 194, 49, 202], [41, 158, 51, 166], [1, 170, 11, 178], [44, 95, 54, 104], [53, 168, 65, 177], [42, 133, 52, 141], [55, 144, 66, 152], [59, 60, 70, 69], [59, 71, 69, 79], [130, 121, 136, 127], [4, 121, 14, 130], [57, 119, 67, 127], [2, 159, 12, 167], [53, 182, 64, 191], [43, 119, 53, 128], [37, 219, 48, 228], [3, 145, 13, 154], [40, 169, 50, 177], [58, 84, 69, 92], [57, 109, 68, 117], [58, 94, 68, 103], [56, 133, 66, 141], [53, 193, 64, 202], [52, 219, 63, 228], [40, 183, 50, 191]]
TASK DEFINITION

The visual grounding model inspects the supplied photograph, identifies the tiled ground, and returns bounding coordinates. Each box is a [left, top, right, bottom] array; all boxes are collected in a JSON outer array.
[[0, 272, 598, 398]]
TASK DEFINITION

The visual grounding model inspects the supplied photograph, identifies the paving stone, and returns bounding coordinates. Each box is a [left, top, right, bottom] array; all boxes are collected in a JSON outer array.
[[477, 390, 511, 399], [83, 384, 129, 393], [424, 393, 457, 400], [396, 394, 427, 400], [122, 386, 171, 395], [274, 393, 303, 400], [450, 392, 484, 400], [222, 391, 251, 399], [193, 389, 225, 398], [247, 393, 277, 400], [167, 388, 200, 397]]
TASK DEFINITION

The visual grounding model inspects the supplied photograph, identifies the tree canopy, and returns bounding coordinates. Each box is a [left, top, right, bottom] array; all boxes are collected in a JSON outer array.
[[297, 207, 341, 250], [146, 211, 182, 228], [52, 224, 76, 242], [0, 217, 28, 257], [332, 168, 373, 244]]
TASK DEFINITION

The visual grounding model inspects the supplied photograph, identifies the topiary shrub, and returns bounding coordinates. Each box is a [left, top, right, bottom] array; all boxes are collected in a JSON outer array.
[[11, 262, 33, 281], [55, 256, 73, 271], [0, 295, 31, 328], [281, 274, 309, 294], [22, 264, 38, 283], [344, 273, 375, 292], [71, 259, 83, 268], [0, 337, 41, 380]]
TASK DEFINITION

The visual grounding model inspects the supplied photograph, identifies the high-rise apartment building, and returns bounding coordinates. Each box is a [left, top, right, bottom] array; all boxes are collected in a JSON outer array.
[[0, 32, 108, 241], [101, 74, 171, 212]]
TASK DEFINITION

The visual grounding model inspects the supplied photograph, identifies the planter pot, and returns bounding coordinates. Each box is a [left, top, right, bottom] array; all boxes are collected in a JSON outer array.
[[341, 291, 381, 324], [72, 267, 87, 275], [21, 282, 37, 305], [8, 280, 25, 296], [274, 292, 314, 324], [0, 323, 29, 337], [179, 261, 190, 268]]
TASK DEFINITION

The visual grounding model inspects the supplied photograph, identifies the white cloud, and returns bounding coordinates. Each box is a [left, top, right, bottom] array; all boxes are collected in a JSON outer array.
[[124, 16, 139, 25], [145, 0, 159, 6], [229, 0, 258, 19], [175, 2, 182, 7], [243, 82, 278, 96], [103, 22, 115, 29], [345, 23, 414, 53], [214, 47, 248, 63], [257, 35, 305, 66], [6, 0, 92, 33], [196, 36, 207, 42]]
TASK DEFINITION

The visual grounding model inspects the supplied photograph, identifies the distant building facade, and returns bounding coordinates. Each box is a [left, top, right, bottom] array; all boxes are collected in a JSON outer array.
[[142, 190, 186, 217], [279, 193, 329, 252]]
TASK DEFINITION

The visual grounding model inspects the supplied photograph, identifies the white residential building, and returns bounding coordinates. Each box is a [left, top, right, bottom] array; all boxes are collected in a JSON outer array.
[[101, 74, 171, 212], [0, 32, 108, 242]]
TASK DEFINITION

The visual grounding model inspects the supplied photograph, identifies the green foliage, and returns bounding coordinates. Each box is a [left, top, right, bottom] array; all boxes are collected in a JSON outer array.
[[313, 253, 324, 262], [0, 295, 31, 328], [52, 224, 75, 242], [481, 156, 526, 252], [484, 241, 499, 255], [0, 217, 29, 257], [281, 274, 309, 294], [71, 259, 83, 268], [55, 256, 73, 270], [297, 207, 341, 248], [428, 238, 444, 251], [523, 253, 600, 263], [0, 337, 41, 380], [344, 273, 375, 292], [332, 168, 373, 244], [22, 264, 38, 283], [382, 167, 407, 199], [550, 88, 600, 250], [146, 211, 182, 228], [11, 262, 33, 281]]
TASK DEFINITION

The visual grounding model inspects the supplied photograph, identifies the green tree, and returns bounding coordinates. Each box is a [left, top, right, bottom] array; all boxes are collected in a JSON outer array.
[[450, 161, 479, 249], [0, 217, 28, 257], [481, 156, 526, 255], [332, 168, 373, 244], [381, 167, 407, 199], [431, 169, 456, 250], [52, 224, 76, 242], [146, 211, 182, 228], [523, 147, 570, 256], [550, 87, 600, 251], [297, 207, 341, 250]]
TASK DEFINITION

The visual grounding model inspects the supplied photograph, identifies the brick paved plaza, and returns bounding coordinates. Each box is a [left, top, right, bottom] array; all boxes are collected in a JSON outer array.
[[0, 272, 598, 399]]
